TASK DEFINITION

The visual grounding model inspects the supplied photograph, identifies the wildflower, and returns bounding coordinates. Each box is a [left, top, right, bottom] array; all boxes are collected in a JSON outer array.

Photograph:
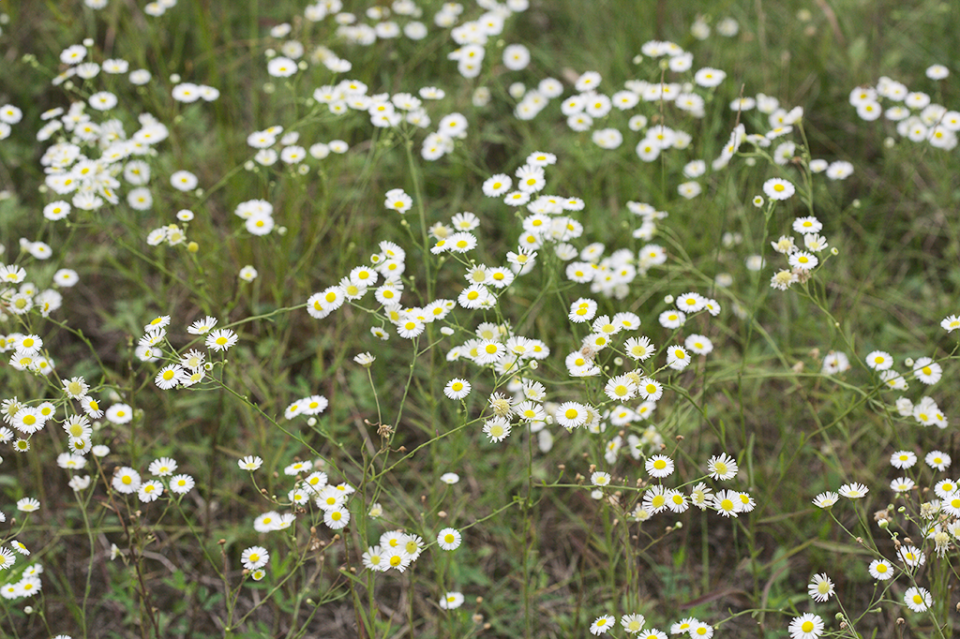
[[239, 456, 263, 471], [658, 310, 685, 328], [807, 573, 835, 602], [149, 458, 178, 477], [569, 298, 598, 323], [590, 615, 615, 635], [689, 623, 714, 639], [763, 178, 795, 200], [685, 334, 714, 355], [897, 545, 924, 567], [645, 455, 674, 478], [903, 586, 931, 612], [664, 489, 688, 513], [206, 329, 238, 352], [437, 527, 462, 551], [676, 292, 705, 312], [170, 474, 195, 494], [384, 188, 412, 213], [891, 450, 917, 469], [69, 476, 92, 491], [912, 357, 942, 385], [0, 548, 15, 570], [443, 379, 471, 400], [267, 56, 297, 77], [112, 467, 141, 494], [17, 576, 42, 598], [788, 613, 824, 639], [170, 170, 198, 191], [838, 482, 868, 499], [591, 472, 611, 487], [516, 402, 546, 421], [241, 546, 269, 570], [362, 546, 386, 572], [789, 251, 818, 270], [934, 478, 957, 499], [890, 477, 914, 492], [138, 480, 164, 503], [251, 512, 281, 533], [665, 346, 690, 370], [865, 350, 893, 370], [383, 546, 412, 572], [868, 559, 893, 580], [440, 591, 465, 610], [482, 174, 512, 197], [712, 490, 742, 517], [556, 402, 588, 429], [155, 364, 184, 390], [925, 450, 950, 471], [624, 336, 654, 361], [620, 613, 646, 634], [105, 403, 133, 424], [707, 453, 738, 480], [483, 417, 512, 443], [941, 314, 960, 332], [689, 483, 713, 510]]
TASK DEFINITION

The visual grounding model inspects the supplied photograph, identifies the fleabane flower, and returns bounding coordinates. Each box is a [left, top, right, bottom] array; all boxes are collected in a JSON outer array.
[[707, 453, 738, 480], [443, 379, 471, 400], [812, 491, 838, 508], [206, 329, 238, 352], [437, 527, 461, 551], [384, 188, 412, 213], [645, 454, 674, 478], [904, 586, 931, 612], [665, 345, 690, 370], [865, 351, 893, 371], [838, 482, 868, 499], [241, 546, 269, 570], [807, 573, 835, 602], [589, 615, 615, 635], [239, 456, 263, 471], [763, 178, 795, 200], [788, 613, 824, 639]]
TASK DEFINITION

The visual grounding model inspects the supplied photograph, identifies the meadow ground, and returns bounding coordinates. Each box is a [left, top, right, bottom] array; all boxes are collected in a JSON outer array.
[[0, 0, 959, 638]]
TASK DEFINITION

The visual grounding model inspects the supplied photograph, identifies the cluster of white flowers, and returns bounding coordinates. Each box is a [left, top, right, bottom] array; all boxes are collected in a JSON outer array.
[[586, 612, 719, 637], [768, 212, 831, 291], [850, 65, 957, 150], [0, 561, 44, 602], [361, 529, 427, 573], [111, 457, 195, 503], [241, 456, 354, 536]]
